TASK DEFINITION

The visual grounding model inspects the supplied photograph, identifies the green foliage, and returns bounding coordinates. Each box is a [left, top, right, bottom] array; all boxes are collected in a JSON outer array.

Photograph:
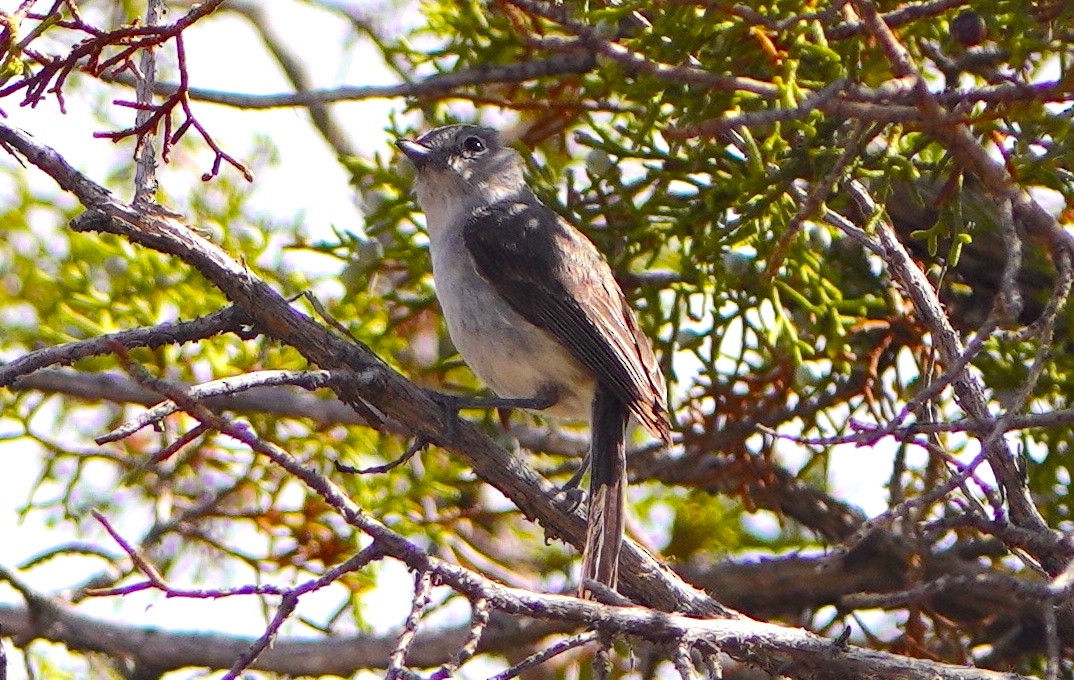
[[342, 0, 1074, 602]]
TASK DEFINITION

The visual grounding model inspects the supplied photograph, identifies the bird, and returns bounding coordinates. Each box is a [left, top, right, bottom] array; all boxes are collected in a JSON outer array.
[[396, 124, 671, 594]]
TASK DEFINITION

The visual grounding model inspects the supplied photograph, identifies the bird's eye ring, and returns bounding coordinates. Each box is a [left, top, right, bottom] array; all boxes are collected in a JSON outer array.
[[462, 136, 486, 155]]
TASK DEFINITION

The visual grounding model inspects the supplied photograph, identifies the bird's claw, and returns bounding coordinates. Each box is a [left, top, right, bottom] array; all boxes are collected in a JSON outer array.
[[553, 486, 586, 513]]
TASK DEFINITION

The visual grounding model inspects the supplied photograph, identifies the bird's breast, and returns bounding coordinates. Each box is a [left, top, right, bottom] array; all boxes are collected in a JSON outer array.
[[430, 233, 594, 420]]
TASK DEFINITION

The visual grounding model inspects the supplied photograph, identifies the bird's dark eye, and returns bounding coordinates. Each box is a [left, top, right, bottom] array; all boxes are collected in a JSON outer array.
[[462, 136, 486, 155]]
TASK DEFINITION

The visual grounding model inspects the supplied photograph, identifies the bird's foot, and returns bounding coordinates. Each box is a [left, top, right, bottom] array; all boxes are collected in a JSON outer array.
[[553, 485, 586, 513], [432, 387, 558, 413]]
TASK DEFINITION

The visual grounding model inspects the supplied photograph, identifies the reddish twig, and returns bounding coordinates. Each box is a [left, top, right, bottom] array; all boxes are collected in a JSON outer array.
[[3, 0, 250, 180], [95, 33, 252, 181]]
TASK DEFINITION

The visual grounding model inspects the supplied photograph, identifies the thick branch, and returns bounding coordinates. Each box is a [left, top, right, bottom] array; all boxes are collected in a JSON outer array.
[[0, 600, 570, 676]]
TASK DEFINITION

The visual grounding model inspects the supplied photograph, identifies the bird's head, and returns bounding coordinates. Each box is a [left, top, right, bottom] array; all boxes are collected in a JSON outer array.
[[397, 125, 526, 233]]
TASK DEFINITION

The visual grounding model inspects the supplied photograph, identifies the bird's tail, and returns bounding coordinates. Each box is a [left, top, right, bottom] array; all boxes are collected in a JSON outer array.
[[580, 387, 630, 597]]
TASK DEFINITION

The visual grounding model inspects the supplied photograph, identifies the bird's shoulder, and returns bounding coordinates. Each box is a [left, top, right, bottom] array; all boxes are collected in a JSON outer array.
[[464, 191, 605, 272]]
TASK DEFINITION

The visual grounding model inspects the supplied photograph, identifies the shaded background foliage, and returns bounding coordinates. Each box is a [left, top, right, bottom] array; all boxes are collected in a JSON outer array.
[[1, 0, 1073, 678]]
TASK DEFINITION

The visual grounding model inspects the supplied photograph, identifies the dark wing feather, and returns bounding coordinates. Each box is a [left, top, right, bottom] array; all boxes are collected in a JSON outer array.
[[462, 193, 670, 441]]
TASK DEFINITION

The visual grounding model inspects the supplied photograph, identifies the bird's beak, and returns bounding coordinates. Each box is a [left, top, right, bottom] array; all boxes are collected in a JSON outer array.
[[396, 139, 434, 169]]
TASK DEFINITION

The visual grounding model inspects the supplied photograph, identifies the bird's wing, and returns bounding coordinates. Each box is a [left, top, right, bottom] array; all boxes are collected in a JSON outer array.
[[462, 194, 670, 442]]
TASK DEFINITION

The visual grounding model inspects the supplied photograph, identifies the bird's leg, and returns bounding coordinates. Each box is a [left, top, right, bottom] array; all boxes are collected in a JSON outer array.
[[561, 451, 591, 490], [549, 449, 592, 511], [433, 385, 559, 413], [551, 451, 590, 512], [431, 386, 588, 509], [429, 384, 559, 439]]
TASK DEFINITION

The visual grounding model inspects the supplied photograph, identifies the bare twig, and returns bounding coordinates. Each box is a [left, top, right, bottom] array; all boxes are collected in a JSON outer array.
[[3, 0, 251, 180], [672, 642, 700, 680], [102, 52, 598, 109], [225, 0, 356, 159], [146, 421, 210, 465], [9, 368, 376, 429], [826, 0, 967, 39], [763, 123, 865, 282], [435, 597, 490, 678], [132, 0, 166, 205], [387, 571, 434, 679], [1008, 247, 1074, 343], [668, 80, 849, 138], [847, 171, 1071, 573], [0, 305, 249, 387], [889, 197, 1022, 432], [335, 435, 429, 475], [222, 544, 389, 680], [97, 369, 336, 443], [487, 632, 599, 680]]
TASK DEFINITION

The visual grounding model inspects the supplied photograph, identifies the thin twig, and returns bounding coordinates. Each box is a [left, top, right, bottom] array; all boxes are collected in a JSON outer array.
[[763, 122, 865, 282], [1043, 600, 1060, 680], [102, 52, 598, 109], [387, 571, 433, 679], [671, 642, 699, 680], [98, 369, 335, 443], [891, 197, 1022, 431], [334, 435, 429, 475], [487, 632, 599, 680], [592, 630, 613, 680], [132, 0, 166, 205], [437, 597, 490, 677], [846, 178, 1069, 570], [0, 305, 249, 387], [505, 0, 778, 97], [146, 421, 210, 465]]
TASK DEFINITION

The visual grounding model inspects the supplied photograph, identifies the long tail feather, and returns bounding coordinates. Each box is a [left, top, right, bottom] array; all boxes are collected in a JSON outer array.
[[581, 387, 629, 596]]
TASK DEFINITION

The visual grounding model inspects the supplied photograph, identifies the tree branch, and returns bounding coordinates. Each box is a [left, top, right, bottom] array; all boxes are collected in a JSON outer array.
[[0, 598, 574, 676], [0, 306, 250, 387], [101, 52, 598, 109]]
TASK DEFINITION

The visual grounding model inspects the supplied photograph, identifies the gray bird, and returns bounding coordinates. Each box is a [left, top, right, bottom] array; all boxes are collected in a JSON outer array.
[[396, 124, 671, 593]]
